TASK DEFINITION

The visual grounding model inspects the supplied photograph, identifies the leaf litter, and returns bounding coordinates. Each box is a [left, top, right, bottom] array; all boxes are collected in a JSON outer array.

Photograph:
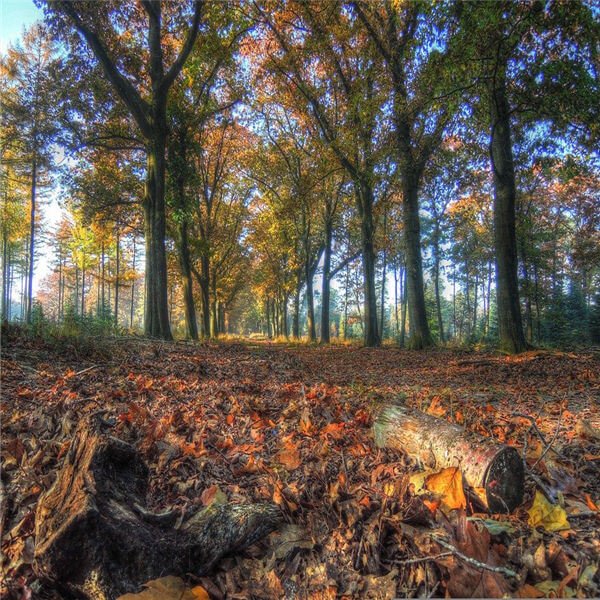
[[1, 334, 600, 598]]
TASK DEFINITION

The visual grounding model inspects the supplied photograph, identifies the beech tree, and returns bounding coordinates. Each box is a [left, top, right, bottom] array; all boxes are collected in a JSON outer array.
[[43, 0, 204, 339]]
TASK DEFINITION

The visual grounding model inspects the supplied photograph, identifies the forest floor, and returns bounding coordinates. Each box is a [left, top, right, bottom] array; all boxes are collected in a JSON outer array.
[[2, 330, 600, 599]]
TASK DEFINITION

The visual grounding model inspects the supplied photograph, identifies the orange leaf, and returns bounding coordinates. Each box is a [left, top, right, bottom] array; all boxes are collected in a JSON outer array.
[[226, 414, 234, 425], [277, 448, 301, 471], [585, 493, 599, 512], [425, 467, 466, 511]]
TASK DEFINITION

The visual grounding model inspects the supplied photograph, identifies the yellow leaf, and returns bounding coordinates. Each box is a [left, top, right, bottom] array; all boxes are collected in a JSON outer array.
[[117, 576, 210, 600], [425, 467, 466, 511], [527, 490, 570, 532]]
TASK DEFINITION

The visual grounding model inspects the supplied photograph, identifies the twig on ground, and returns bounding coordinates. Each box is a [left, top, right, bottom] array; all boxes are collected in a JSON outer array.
[[431, 535, 520, 579], [531, 403, 563, 470], [398, 552, 453, 566], [74, 364, 100, 377]]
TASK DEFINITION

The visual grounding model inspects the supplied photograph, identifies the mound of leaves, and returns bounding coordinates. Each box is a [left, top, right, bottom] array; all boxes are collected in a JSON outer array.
[[2, 335, 599, 598]]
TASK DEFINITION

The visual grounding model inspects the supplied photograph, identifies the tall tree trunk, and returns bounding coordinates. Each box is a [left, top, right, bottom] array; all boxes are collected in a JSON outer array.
[[81, 264, 86, 316], [143, 130, 172, 340], [26, 157, 37, 324], [306, 263, 316, 342], [488, 60, 527, 354], [266, 298, 272, 338], [433, 230, 444, 342], [520, 240, 533, 344], [402, 179, 433, 349], [393, 266, 399, 338], [320, 220, 332, 343], [177, 221, 198, 340], [380, 249, 387, 340], [101, 242, 105, 314], [74, 264, 79, 317], [357, 183, 380, 346], [400, 267, 408, 347], [343, 263, 349, 340], [131, 238, 136, 329], [292, 280, 301, 339], [284, 296, 289, 338], [473, 270, 478, 335], [114, 233, 120, 328], [200, 254, 210, 338], [1, 228, 7, 321], [211, 276, 218, 338]]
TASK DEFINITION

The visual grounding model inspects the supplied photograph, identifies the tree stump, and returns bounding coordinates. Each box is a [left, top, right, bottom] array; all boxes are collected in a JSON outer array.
[[34, 418, 281, 600], [373, 402, 524, 513]]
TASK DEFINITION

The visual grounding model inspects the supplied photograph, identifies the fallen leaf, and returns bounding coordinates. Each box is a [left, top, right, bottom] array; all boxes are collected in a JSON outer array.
[[117, 576, 209, 600], [277, 448, 301, 471], [426, 467, 466, 511], [527, 490, 570, 532]]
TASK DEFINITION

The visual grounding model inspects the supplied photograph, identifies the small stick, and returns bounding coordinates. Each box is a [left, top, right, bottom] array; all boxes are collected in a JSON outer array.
[[74, 365, 100, 377], [431, 535, 520, 579], [398, 552, 453, 566]]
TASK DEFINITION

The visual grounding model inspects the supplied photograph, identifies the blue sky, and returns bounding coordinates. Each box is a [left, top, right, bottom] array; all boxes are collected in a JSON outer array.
[[0, 0, 42, 52]]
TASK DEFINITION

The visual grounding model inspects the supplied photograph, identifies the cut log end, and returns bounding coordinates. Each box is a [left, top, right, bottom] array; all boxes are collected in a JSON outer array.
[[484, 446, 524, 513]]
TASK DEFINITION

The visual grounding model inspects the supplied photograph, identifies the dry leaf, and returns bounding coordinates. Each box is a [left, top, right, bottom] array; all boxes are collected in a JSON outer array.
[[425, 467, 466, 511], [117, 576, 209, 600], [277, 448, 301, 470], [527, 490, 570, 532]]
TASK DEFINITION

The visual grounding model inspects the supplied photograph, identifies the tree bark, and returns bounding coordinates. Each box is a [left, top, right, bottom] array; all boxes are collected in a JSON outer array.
[[34, 418, 280, 600], [306, 261, 316, 342], [373, 402, 524, 513], [1, 228, 7, 321], [402, 179, 433, 349], [176, 221, 198, 340], [320, 220, 332, 344], [115, 232, 120, 328], [26, 157, 37, 324], [292, 280, 301, 339], [356, 183, 380, 347], [488, 60, 527, 354]]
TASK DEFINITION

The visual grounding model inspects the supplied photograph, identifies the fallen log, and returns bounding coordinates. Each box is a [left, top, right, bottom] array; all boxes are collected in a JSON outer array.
[[373, 403, 524, 513], [34, 418, 281, 600]]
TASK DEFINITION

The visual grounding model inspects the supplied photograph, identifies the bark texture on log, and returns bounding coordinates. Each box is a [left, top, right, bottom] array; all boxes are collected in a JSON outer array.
[[373, 403, 524, 513], [34, 419, 281, 600]]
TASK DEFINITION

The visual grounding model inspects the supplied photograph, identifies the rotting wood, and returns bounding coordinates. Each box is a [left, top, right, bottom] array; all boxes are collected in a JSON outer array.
[[373, 402, 524, 513], [33, 417, 281, 600]]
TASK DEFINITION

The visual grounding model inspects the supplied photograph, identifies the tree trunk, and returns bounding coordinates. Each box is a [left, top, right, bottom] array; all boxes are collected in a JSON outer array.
[[292, 281, 300, 339], [400, 267, 408, 347], [357, 183, 380, 347], [373, 402, 524, 513], [320, 221, 332, 344], [1, 228, 7, 321], [143, 132, 172, 340], [115, 233, 120, 328], [380, 249, 387, 340], [306, 263, 316, 342], [343, 262, 349, 340], [81, 265, 86, 316], [34, 418, 280, 600], [211, 276, 218, 338], [433, 232, 444, 342], [200, 254, 210, 338], [130, 237, 136, 329], [488, 61, 527, 354], [402, 179, 433, 349], [26, 157, 37, 324]]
